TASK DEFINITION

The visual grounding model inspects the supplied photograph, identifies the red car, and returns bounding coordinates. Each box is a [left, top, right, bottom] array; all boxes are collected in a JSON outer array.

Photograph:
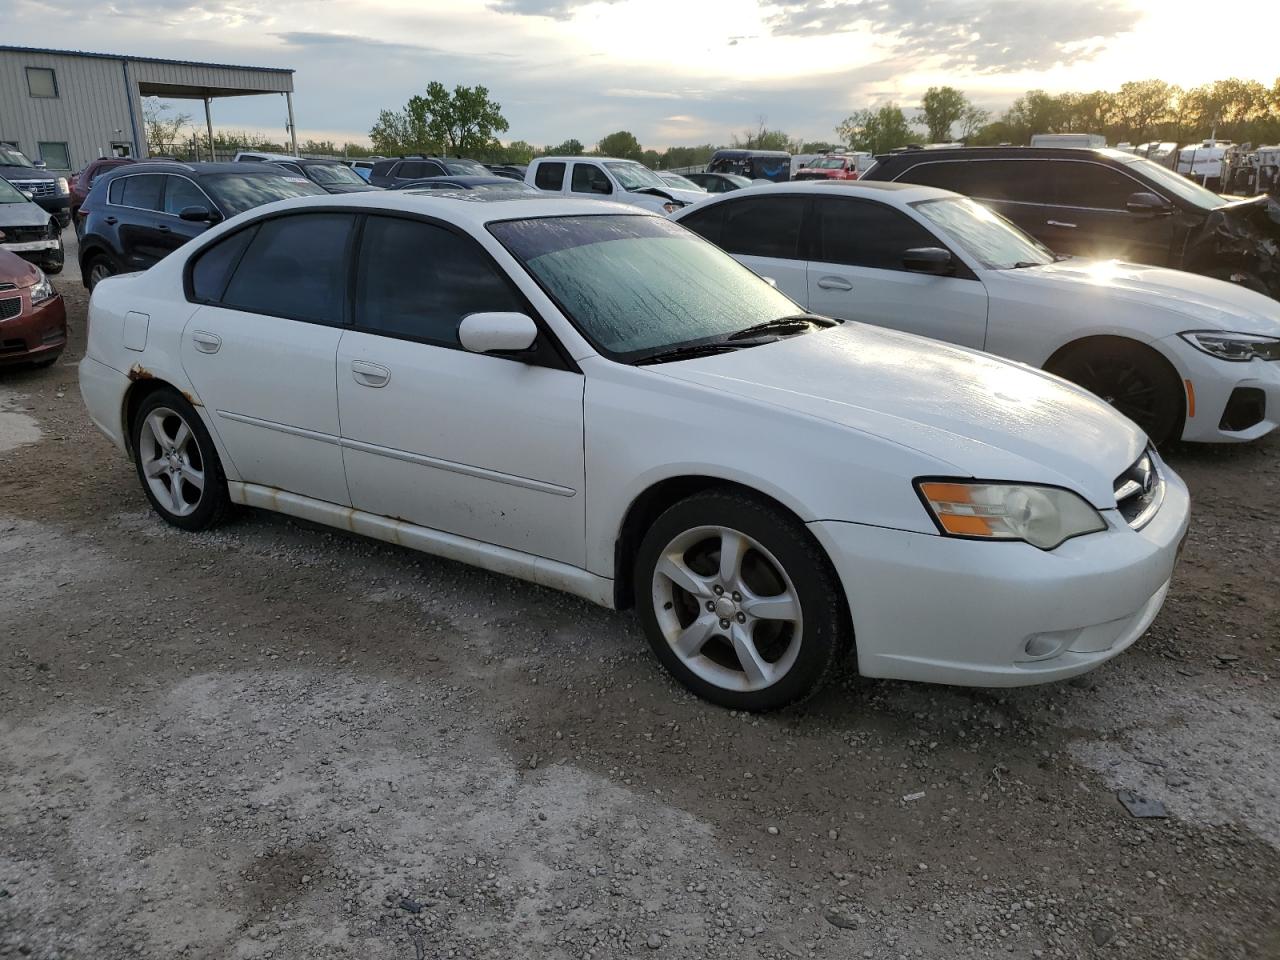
[[793, 155, 860, 181], [0, 248, 66, 368], [69, 157, 134, 223]]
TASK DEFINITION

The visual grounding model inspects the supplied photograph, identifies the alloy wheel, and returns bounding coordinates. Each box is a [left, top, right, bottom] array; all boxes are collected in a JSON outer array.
[[138, 407, 205, 518]]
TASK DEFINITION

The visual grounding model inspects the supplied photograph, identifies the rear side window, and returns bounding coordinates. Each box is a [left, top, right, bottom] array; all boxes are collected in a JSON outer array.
[[189, 226, 257, 302], [534, 162, 565, 190], [221, 213, 354, 324], [902, 160, 1045, 204], [816, 198, 941, 270], [571, 163, 611, 195], [397, 161, 438, 179], [354, 216, 523, 346], [111, 174, 164, 210], [1053, 161, 1141, 210], [719, 196, 806, 259]]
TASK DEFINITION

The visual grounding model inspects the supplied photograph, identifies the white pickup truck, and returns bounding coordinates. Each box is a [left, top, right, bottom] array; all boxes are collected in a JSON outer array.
[[525, 156, 705, 213]]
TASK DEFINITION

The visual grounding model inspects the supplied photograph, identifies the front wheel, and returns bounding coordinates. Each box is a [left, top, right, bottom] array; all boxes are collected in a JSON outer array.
[[131, 389, 230, 530], [634, 490, 850, 711], [1049, 342, 1184, 446], [43, 228, 64, 275]]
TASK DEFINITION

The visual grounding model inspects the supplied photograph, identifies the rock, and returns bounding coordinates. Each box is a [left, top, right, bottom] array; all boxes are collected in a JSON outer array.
[[766, 826, 779, 836], [825, 909, 861, 930], [646, 932, 662, 949], [1092, 924, 1114, 947], [399, 898, 422, 914]]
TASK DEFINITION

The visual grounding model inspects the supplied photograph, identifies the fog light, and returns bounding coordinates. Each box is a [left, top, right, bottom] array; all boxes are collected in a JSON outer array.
[[1023, 634, 1063, 659]]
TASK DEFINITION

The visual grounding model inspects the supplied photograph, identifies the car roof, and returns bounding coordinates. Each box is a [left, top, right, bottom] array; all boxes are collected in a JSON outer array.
[[111, 161, 289, 177], [873, 146, 1137, 164], [714, 180, 952, 201], [404, 175, 521, 187]]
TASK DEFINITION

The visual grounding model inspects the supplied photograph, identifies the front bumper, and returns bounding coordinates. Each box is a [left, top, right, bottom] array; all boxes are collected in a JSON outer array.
[[0, 291, 66, 366], [809, 466, 1190, 687], [1159, 335, 1280, 442], [35, 196, 71, 226]]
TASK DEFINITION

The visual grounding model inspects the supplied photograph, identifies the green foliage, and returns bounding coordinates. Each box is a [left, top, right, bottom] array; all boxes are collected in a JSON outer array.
[[797, 141, 838, 154], [660, 144, 718, 169], [546, 138, 585, 156], [733, 119, 791, 151], [837, 104, 913, 155], [370, 82, 509, 156], [917, 86, 968, 142], [596, 130, 644, 160]]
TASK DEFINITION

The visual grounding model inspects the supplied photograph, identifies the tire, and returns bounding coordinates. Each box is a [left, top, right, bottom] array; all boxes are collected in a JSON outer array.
[[1049, 341, 1184, 447], [1204, 266, 1268, 295], [86, 254, 117, 291], [633, 490, 850, 711], [43, 229, 64, 275], [130, 389, 230, 531]]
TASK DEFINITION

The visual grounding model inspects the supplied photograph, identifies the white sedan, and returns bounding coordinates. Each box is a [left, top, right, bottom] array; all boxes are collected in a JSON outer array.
[[79, 192, 1189, 710], [672, 181, 1280, 446]]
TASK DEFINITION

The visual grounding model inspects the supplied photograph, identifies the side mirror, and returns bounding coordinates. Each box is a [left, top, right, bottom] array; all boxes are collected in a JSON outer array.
[[459, 312, 538, 355], [33, 160, 47, 169], [179, 205, 220, 223], [20, 190, 34, 201], [1126, 191, 1171, 216], [901, 247, 954, 275]]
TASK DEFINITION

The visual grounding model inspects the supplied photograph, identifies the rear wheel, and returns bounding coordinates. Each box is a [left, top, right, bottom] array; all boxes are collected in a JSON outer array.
[[131, 389, 230, 531], [634, 490, 849, 711], [1049, 341, 1184, 446], [86, 254, 116, 290]]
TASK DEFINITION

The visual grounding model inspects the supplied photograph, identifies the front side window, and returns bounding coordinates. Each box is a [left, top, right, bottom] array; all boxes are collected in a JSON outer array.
[[912, 197, 1053, 270], [1053, 162, 1142, 211], [200, 173, 324, 216], [534, 162, 566, 190], [26, 67, 57, 98], [0, 177, 26, 204], [490, 214, 800, 359], [816, 198, 941, 270], [115, 174, 165, 211], [221, 213, 354, 324], [37, 142, 70, 170], [571, 163, 612, 195], [163, 176, 210, 215], [355, 216, 523, 346], [718, 196, 807, 259]]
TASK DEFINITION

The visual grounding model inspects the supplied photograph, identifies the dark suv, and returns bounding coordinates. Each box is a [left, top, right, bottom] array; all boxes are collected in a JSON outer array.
[[233, 153, 381, 194], [368, 156, 490, 189], [864, 146, 1280, 299], [77, 161, 325, 289], [0, 143, 72, 227]]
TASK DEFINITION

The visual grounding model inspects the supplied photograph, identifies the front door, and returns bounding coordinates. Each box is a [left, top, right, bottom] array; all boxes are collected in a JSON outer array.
[[336, 214, 586, 565], [1045, 160, 1175, 265], [157, 174, 211, 257], [806, 196, 989, 349], [684, 194, 812, 303], [180, 211, 356, 505]]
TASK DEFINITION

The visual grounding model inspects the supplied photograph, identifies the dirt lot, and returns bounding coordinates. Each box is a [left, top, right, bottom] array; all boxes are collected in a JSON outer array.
[[2, 231, 1278, 960]]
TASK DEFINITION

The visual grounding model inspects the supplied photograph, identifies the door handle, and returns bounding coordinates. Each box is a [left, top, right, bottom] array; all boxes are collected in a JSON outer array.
[[104, 216, 117, 225], [157, 224, 171, 233], [351, 360, 391, 388], [816, 276, 853, 291], [191, 330, 221, 354], [1046, 220, 1077, 229]]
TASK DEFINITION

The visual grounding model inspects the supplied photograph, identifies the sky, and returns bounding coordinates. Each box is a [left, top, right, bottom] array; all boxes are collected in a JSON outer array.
[[5, 0, 1276, 149]]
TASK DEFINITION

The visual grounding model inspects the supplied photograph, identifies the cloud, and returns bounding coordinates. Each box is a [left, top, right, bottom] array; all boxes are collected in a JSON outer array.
[[487, 0, 624, 18], [762, 0, 1142, 71]]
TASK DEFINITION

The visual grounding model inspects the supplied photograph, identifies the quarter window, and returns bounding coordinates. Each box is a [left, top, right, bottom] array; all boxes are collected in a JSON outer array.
[[571, 164, 612, 195], [26, 67, 57, 98], [817, 198, 941, 271], [1053, 162, 1142, 210], [114, 174, 165, 211], [190, 226, 257, 303], [718, 196, 807, 259], [903, 160, 1046, 204], [221, 213, 354, 324], [354, 216, 524, 346], [163, 176, 209, 215], [534, 162, 566, 190]]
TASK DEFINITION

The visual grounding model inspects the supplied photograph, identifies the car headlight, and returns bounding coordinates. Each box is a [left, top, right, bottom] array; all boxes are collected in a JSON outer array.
[[55, 177, 70, 195], [1179, 331, 1280, 362], [916, 480, 1107, 550], [662, 201, 682, 214], [30, 270, 54, 305]]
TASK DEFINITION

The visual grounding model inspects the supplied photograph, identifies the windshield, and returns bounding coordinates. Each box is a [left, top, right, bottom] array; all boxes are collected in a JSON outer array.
[[0, 177, 28, 203], [604, 162, 667, 192], [307, 163, 366, 185], [661, 174, 703, 191], [1123, 156, 1225, 210], [490, 215, 802, 359], [473, 181, 537, 193], [444, 159, 489, 176], [810, 157, 847, 169], [202, 173, 326, 216], [0, 145, 34, 168], [913, 197, 1054, 270]]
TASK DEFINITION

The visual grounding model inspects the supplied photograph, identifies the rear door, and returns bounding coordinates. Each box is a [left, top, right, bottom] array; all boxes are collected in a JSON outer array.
[[678, 195, 811, 302], [532, 160, 568, 194], [806, 196, 988, 348], [108, 173, 169, 268], [180, 211, 355, 505], [1046, 160, 1175, 264]]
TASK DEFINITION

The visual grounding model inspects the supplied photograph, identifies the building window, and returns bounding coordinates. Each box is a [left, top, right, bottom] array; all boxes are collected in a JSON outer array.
[[26, 67, 58, 99], [37, 142, 71, 171]]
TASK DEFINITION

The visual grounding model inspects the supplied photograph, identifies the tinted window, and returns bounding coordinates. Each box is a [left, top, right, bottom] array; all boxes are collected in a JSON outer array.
[[117, 174, 165, 211], [354, 216, 523, 346], [902, 160, 1046, 203], [163, 176, 208, 215], [397, 162, 434, 180], [222, 214, 354, 323], [200, 173, 324, 216], [190, 226, 257, 302], [1054, 161, 1142, 210], [534, 162, 565, 190], [571, 163, 611, 194], [677, 204, 725, 245], [817, 198, 940, 270], [719, 196, 806, 259]]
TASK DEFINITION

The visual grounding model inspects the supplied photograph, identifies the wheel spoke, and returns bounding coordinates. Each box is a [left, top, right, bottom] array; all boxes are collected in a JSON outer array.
[[741, 590, 799, 623], [168, 475, 185, 513], [143, 458, 167, 478], [672, 613, 717, 660], [656, 553, 713, 598], [731, 624, 771, 687], [172, 421, 191, 455], [145, 412, 174, 449], [179, 462, 204, 492], [718, 529, 748, 586]]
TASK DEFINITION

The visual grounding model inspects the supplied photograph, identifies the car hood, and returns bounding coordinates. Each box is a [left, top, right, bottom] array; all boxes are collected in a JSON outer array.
[[320, 182, 382, 194], [0, 247, 41, 285], [0, 200, 51, 228], [995, 257, 1280, 335], [631, 186, 706, 206], [653, 323, 1147, 507]]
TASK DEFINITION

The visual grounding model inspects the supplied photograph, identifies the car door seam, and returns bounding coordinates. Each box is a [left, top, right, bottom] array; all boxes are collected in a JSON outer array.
[[338, 436, 578, 498]]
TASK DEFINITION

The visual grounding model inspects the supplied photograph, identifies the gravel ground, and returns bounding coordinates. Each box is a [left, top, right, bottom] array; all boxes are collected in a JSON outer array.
[[1, 229, 1278, 960]]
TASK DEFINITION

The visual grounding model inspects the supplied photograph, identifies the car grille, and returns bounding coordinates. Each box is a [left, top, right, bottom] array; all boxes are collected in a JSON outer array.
[[1, 225, 49, 243], [9, 179, 57, 198], [1113, 450, 1163, 529], [0, 296, 21, 322]]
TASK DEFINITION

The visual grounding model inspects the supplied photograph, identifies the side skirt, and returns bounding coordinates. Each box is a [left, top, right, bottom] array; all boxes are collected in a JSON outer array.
[[228, 481, 616, 610]]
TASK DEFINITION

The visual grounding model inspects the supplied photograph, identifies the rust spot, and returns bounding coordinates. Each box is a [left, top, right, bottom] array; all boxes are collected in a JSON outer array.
[[127, 363, 155, 381], [181, 389, 203, 407]]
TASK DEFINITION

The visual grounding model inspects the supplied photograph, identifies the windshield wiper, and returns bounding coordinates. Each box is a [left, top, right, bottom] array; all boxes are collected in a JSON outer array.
[[1011, 260, 1046, 269], [727, 314, 837, 341], [634, 342, 746, 366]]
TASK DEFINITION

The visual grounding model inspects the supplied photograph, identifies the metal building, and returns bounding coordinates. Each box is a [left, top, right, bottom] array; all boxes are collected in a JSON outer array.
[[0, 45, 296, 173]]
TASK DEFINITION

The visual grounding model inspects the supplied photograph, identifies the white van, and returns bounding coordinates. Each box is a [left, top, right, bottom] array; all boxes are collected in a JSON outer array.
[[525, 156, 705, 213]]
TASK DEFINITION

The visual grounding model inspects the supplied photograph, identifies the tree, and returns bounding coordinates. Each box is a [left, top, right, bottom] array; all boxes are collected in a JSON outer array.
[[1112, 80, 1174, 142], [142, 98, 192, 153], [958, 105, 990, 140], [370, 82, 509, 156], [837, 104, 913, 155], [597, 130, 643, 160], [797, 140, 838, 154], [546, 138, 584, 156], [916, 86, 968, 142], [501, 140, 536, 164], [733, 117, 791, 151]]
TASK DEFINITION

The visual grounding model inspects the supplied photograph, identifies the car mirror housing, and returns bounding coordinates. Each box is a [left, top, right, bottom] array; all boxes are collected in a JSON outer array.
[[459, 312, 539, 355], [20, 190, 34, 201], [901, 247, 954, 275], [1126, 191, 1171, 216], [178, 205, 221, 223]]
